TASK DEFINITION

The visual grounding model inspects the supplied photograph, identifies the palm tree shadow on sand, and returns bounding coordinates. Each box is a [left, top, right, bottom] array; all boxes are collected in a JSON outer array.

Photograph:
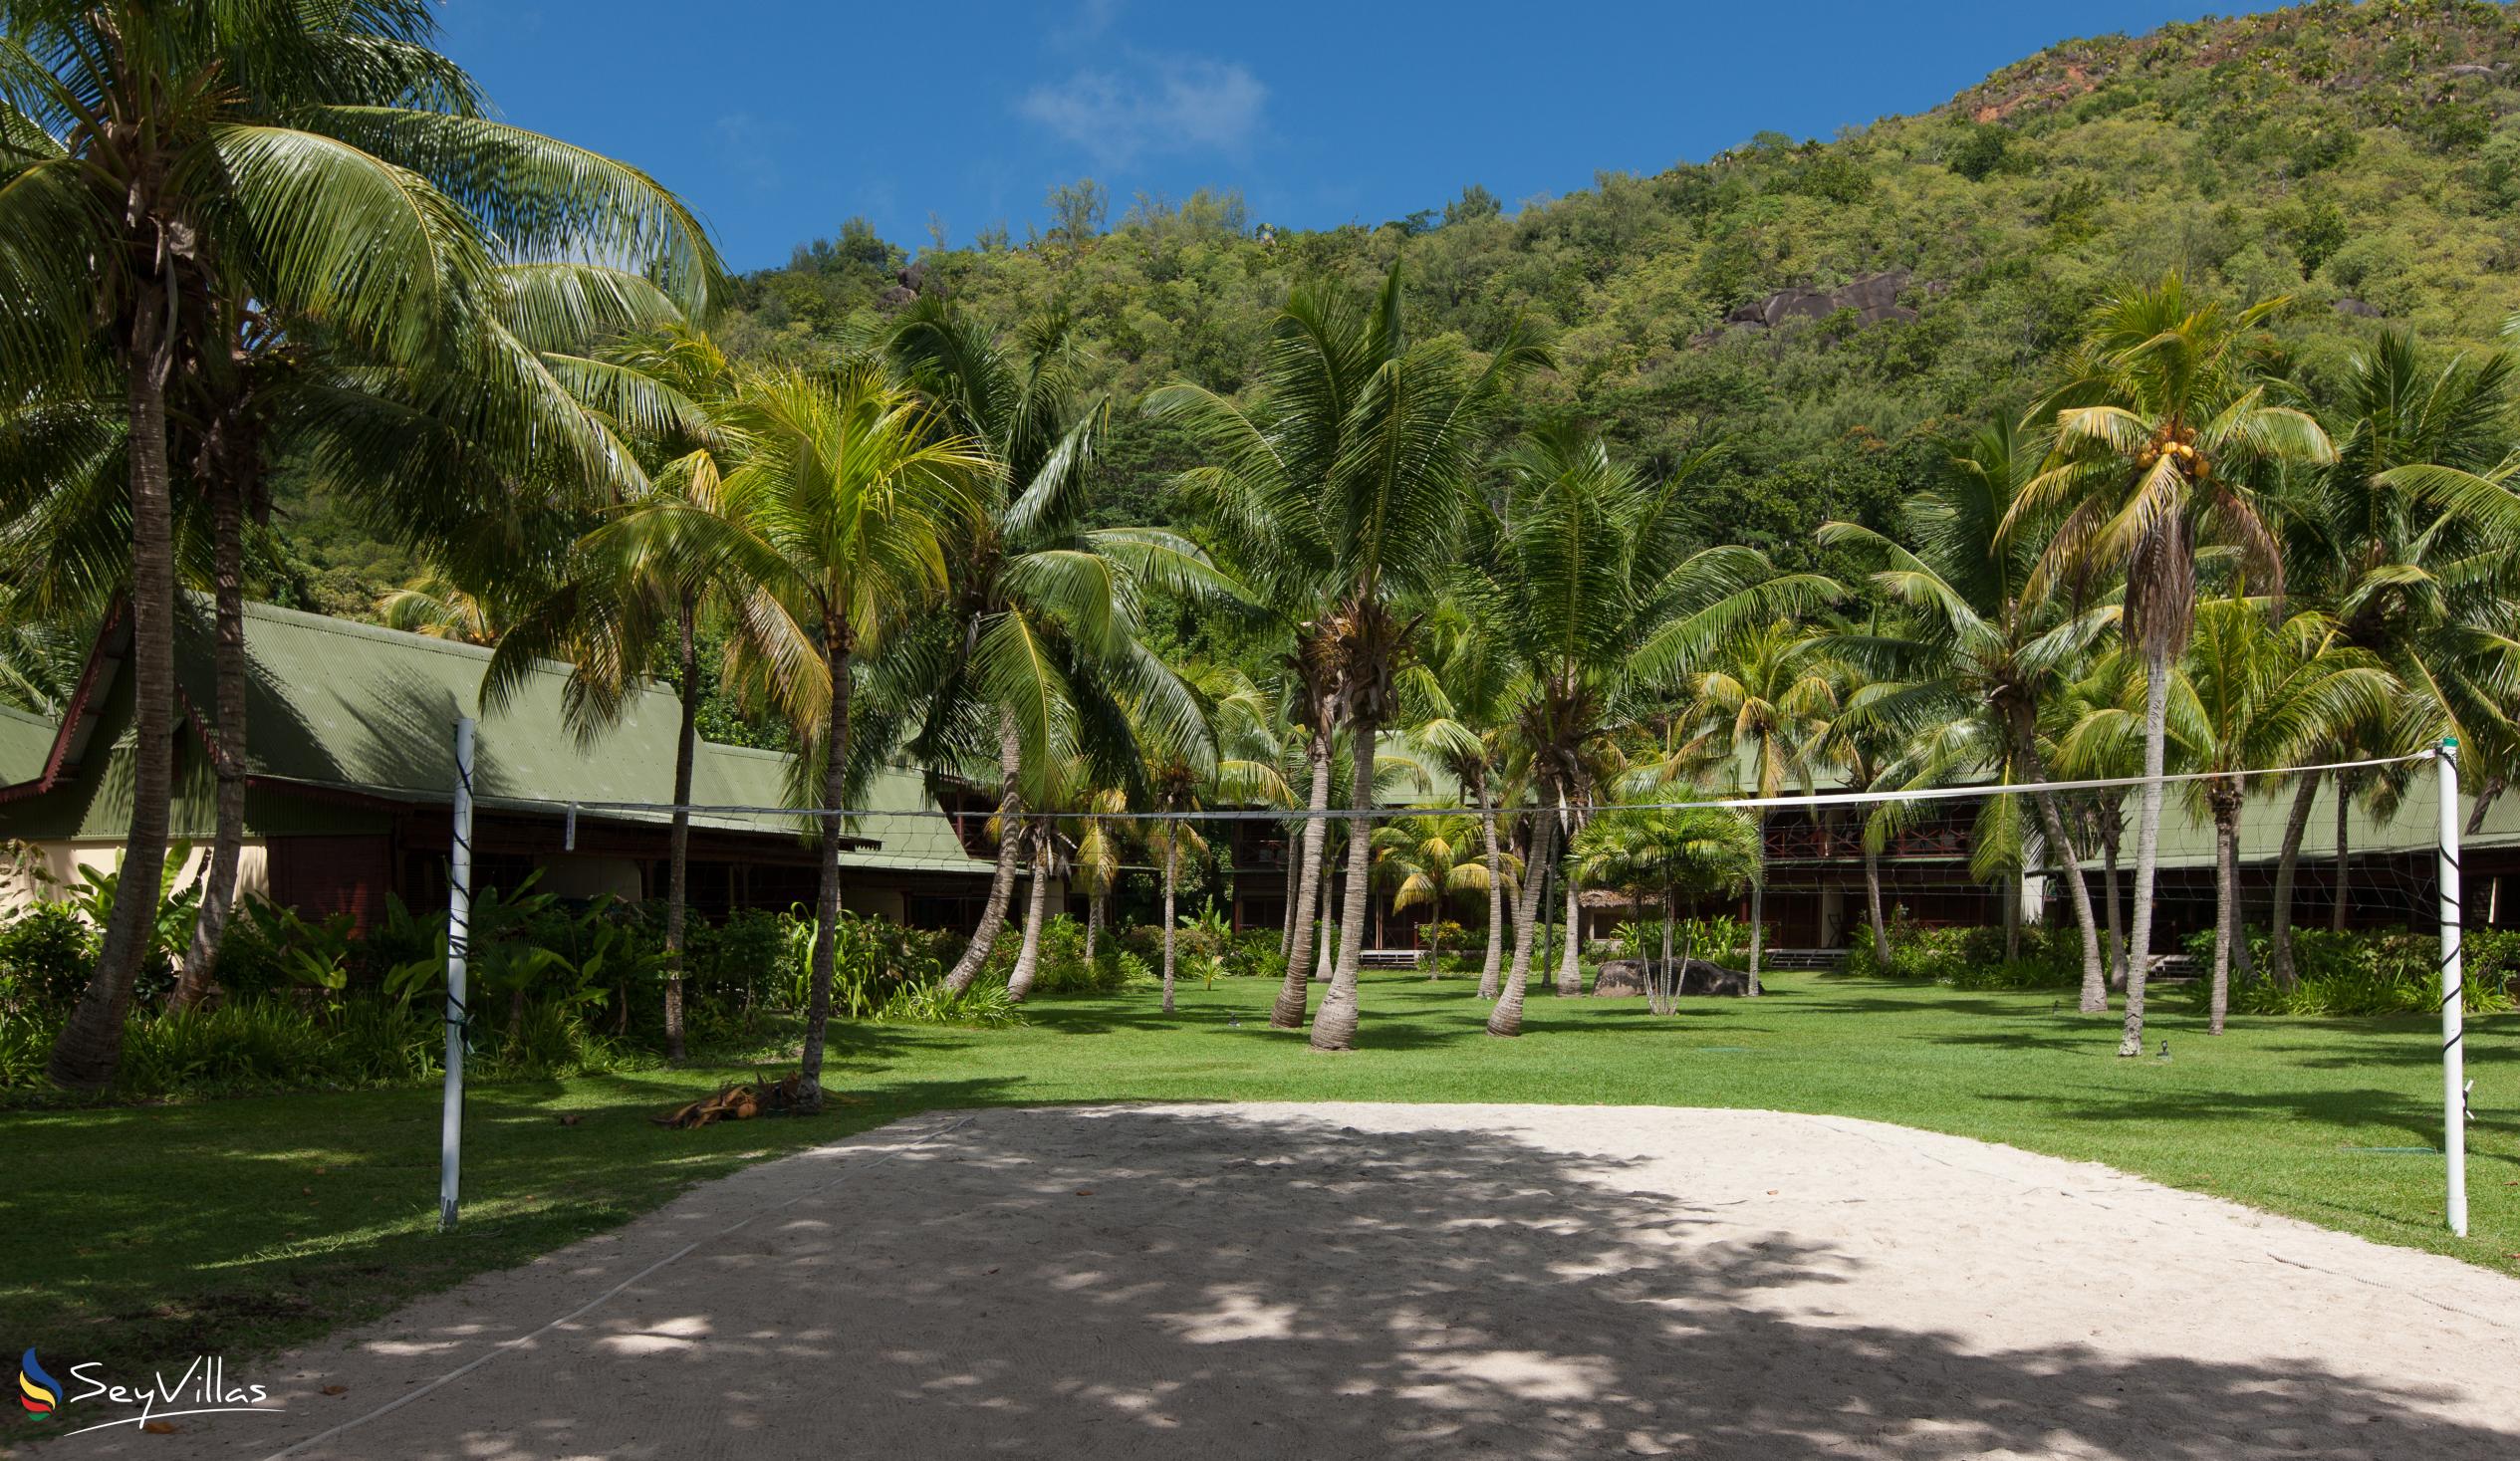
[[237, 1106, 2520, 1461]]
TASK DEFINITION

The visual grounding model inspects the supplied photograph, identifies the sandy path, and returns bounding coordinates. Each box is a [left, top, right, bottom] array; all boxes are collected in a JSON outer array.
[[33, 1102, 2520, 1460]]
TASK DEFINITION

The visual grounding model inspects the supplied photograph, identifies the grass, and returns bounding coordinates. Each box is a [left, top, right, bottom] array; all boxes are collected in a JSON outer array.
[[5, 969, 2515, 1395]]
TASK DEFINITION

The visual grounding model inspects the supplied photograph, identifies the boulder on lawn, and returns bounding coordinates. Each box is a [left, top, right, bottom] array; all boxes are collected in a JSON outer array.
[[1675, 959, 1755, 997], [1593, 959, 1649, 997], [1592, 957, 1756, 997]]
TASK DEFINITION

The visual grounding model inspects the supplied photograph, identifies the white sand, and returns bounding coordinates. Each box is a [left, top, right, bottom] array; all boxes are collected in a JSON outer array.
[[36, 1102, 2520, 1460]]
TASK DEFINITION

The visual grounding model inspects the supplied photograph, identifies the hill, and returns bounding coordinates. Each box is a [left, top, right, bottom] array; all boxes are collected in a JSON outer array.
[[278, 1, 2520, 600]]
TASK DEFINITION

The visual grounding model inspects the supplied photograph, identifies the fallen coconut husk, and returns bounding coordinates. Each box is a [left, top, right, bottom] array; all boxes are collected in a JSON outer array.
[[652, 1073, 816, 1129]]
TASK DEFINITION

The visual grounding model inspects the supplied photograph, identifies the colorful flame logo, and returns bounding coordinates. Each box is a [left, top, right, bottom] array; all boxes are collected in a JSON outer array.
[[18, 1348, 59, 1415]]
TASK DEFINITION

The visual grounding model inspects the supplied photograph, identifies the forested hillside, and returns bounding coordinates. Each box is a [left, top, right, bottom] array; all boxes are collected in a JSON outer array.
[[274, 0, 2520, 606]]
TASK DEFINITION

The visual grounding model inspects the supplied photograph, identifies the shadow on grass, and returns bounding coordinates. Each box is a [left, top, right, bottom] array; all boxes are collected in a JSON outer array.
[[217, 1107, 2520, 1461]]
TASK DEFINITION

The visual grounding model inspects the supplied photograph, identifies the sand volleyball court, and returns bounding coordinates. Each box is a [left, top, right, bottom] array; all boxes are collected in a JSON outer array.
[[44, 1102, 2520, 1460]]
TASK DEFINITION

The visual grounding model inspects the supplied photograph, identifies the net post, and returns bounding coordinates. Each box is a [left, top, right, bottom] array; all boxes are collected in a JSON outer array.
[[440, 716, 476, 1234], [2436, 736, 2467, 1239]]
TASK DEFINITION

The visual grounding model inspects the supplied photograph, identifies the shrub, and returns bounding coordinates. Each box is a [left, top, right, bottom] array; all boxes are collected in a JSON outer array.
[[877, 979, 1021, 1029], [1840, 910, 2076, 990], [0, 902, 96, 1013], [2183, 927, 2515, 1018]]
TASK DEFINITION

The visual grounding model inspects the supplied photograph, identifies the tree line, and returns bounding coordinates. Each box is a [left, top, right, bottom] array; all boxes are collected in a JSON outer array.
[[7, 5, 2518, 1096]]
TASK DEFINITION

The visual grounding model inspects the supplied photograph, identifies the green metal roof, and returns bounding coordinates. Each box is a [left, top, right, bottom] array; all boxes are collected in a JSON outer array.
[[0, 703, 52, 787]]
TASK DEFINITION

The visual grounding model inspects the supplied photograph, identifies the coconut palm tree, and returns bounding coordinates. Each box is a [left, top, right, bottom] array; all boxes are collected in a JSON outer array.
[[1567, 800, 1761, 1000], [1817, 414, 2119, 1011], [1483, 431, 1833, 1035], [4, 1, 721, 1088], [2068, 601, 2391, 1033], [882, 302, 1224, 997], [1151, 264, 1545, 1051], [1370, 812, 1512, 978], [1400, 597, 1518, 995], [1650, 619, 1847, 995], [2007, 273, 2334, 1057], [627, 363, 988, 1102], [478, 323, 748, 1058]]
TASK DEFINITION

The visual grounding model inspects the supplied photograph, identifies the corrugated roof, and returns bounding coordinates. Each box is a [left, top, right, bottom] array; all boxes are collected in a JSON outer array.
[[0, 703, 53, 787]]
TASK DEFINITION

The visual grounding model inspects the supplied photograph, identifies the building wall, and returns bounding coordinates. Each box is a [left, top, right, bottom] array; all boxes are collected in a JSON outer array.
[[0, 838, 271, 919]]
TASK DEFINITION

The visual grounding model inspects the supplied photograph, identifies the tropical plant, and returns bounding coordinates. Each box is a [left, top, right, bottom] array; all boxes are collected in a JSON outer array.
[[881, 301, 1225, 998], [2008, 273, 2335, 1057], [1568, 801, 1761, 1005], [1370, 812, 1510, 979], [621, 363, 989, 1101], [3, 1, 720, 1087], [1818, 413, 2119, 1012], [1150, 263, 1545, 1050]]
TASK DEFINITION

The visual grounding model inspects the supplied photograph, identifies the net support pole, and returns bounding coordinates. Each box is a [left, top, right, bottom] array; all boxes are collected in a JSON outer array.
[[2436, 736, 2467, 1239], [439, 715, 477, 1234]]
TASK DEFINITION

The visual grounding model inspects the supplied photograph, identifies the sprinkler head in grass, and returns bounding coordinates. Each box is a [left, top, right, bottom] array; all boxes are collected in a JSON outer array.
[[2156, 1040, 2170, 1062]]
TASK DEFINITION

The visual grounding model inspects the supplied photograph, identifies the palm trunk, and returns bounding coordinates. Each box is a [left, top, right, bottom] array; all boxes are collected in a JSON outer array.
[[2210, 786, 2240, 1036], [1485, 804, 1559, 1037], [1272, 729, 1335, 1028], [661, 601, 698, 1059], [173, 473, 249, 1010], [2103, 807, 2127, 990], [1660, 888, 1678, 1012], [2018, 738, 2106, 1012], [1314, 837, 1338, 983], [2268, 770, 2318, 987], [1159, 836, 1178, 1013], [51, 283, 178, 1090], [1554, 798, 1584, 998], [1086, 891, 1104, 963], [2120, 643, 2171, 1059], [1309, 725, 1378, 1051], [1476, 773, 1505, 999], [2330, 785, 2351, 933], [2002, 871, 2022, 963], [1279, 838, 1300, 953], [1746, 812, 1767, 996], [1862, 839, 1890, 965], [797, 631, 851, 1103], [943, 711, 1025, 995], [1007, 831, 1052, 1002]]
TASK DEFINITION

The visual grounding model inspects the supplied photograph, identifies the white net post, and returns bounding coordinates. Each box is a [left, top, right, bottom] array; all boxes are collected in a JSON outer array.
[[2436, 737, 2467, 1239], [439, 715, 476, 1233]]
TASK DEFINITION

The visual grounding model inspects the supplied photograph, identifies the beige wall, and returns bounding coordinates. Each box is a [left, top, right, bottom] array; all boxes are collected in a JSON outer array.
[[1, 839, 269, 920]]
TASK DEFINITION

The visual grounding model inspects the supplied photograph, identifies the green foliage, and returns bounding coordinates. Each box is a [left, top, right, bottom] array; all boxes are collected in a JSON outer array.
[[0, 903, 96, 1013], [2182, 927, 2517, 1018], [875, 979, 1022, 1029], [1840, 909, 2078, 990]]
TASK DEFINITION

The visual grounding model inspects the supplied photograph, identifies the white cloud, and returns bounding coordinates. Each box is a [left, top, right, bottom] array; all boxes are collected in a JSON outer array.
[[1017, 53, 1267, 166]]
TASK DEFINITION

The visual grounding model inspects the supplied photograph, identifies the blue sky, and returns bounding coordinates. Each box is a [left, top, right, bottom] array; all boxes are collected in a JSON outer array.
[[437, 1, 2255, 273]]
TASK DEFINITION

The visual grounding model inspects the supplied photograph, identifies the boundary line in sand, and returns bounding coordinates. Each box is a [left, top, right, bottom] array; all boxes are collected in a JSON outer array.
[[260, 1113, 977, 1461]]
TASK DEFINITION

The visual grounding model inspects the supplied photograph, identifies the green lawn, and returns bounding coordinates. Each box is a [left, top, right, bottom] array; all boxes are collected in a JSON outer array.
[[5, 970, 2514, 1387]]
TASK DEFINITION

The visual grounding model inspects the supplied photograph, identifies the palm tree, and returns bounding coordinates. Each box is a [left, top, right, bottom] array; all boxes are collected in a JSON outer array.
[[2267, 331, 2520, 979], [1400, 598, 1518, 995], [1655, 620, 1844, 995], [2008, 274, 2334, 1057], [1139, 663, 1290, 1013], [1482, 430, 1832, 1035], [5, 2, 721, 1088], [2070, 601, 2391, 1033], [482, 324, 745, 1058], [882, 302, 1221, 998], [1152, 264, 1545, 1051], [1568, 800, 1761, 998], [1818, 414, 2118, 1011], [631, 363, 987, 1102], [1370, 812, 1511, 978]]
